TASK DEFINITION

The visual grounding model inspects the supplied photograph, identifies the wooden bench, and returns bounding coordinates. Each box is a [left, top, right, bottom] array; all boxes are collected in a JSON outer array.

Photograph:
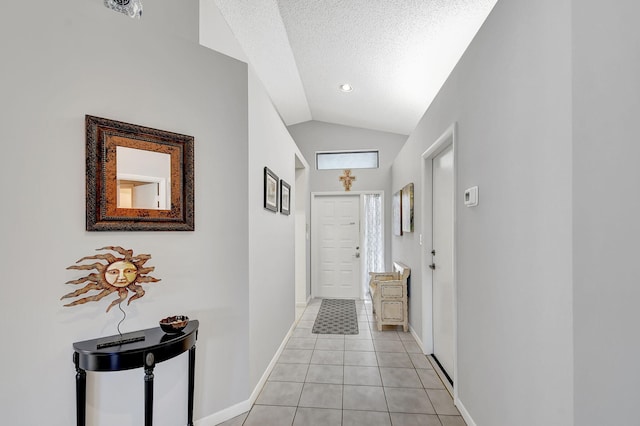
[[369, 261, 410, 332]]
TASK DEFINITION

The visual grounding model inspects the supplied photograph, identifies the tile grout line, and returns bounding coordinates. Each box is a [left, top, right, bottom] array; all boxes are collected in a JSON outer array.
[[235, 299, 465, 426]]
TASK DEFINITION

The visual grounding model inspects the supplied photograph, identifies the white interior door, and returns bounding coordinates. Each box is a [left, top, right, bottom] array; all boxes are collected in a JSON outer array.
[[432, 144, 455, 378], [133, 182, 159, 209], [313, 195, 361, 299]]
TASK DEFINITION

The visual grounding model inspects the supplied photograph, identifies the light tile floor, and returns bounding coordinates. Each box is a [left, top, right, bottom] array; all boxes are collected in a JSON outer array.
[[218, 298, 466, 426]]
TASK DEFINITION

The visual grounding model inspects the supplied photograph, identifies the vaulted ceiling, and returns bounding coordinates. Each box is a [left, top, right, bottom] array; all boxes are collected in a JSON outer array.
[[214, 0, 498, 136]]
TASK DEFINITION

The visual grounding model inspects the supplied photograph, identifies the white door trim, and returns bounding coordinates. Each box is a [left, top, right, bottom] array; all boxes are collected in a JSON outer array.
[[294, 154, 308, 308], [311, 191, 384, 300], [421, 123, 458, 400]]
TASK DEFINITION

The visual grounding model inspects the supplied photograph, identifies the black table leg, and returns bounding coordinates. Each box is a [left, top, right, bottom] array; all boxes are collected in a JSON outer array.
[[187, 345, 196, 426], [144, 353, 155, 426], [72, 322, 198, 426], [74, 352, 86, 426]]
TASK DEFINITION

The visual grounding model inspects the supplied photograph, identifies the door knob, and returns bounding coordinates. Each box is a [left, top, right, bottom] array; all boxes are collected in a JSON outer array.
[[429, 263, 436, 270]]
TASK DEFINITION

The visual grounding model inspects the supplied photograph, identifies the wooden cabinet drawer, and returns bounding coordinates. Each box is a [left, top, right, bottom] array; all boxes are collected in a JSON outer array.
[[370, 262, 410, 332], [381, 301, 404, 321], [381, 285, 403, 298]]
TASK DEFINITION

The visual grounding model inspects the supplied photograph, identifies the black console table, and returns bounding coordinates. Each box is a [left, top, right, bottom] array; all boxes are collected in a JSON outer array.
[[73, 320, 199, 426]]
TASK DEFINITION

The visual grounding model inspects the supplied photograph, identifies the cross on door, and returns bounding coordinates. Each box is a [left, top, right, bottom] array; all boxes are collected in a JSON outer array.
[[339, 169, 356, 191]]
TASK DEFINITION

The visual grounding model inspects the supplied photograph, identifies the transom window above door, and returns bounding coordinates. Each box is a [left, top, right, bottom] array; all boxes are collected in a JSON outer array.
[[316, 150, 379, 170]]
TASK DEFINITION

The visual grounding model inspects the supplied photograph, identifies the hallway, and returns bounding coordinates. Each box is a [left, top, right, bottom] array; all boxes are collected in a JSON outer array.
[[219, 299, 465, 426]]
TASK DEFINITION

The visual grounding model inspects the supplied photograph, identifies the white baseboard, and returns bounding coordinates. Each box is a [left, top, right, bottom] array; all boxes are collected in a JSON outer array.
[[248, 320, 297, 404], [408, 323, 424, 352], [197, 317, 299, 425], [194, 399, 251, 426], [455, 397, 477, 426], [422, 350, 477, 426], [296, 295, 312, 308]]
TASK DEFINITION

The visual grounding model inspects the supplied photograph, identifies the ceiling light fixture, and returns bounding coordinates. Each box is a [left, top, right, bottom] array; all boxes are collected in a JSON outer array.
[[339, 83, 354, 93]]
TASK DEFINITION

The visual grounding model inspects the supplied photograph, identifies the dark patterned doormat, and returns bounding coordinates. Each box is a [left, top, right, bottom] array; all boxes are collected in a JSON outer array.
[[312, 299, 359, 335]]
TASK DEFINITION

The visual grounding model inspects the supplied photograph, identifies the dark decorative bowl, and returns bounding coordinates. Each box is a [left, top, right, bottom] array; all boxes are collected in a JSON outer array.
[[159, 315, 189, 334]]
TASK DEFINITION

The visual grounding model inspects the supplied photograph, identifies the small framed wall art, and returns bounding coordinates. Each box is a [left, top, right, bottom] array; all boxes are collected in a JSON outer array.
[[401, 183, 414, 233], [280, 180, 291, 215], [264, 167, 279, 212], [393, 189, 403, 236]]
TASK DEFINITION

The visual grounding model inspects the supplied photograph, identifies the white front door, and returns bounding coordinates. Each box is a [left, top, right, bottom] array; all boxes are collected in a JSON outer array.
[[432, 144, 455, 379], [313, 195, 361, 299]]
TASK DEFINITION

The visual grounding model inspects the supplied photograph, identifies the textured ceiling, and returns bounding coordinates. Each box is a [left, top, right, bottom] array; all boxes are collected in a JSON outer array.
[[214, 0, 498, 135]]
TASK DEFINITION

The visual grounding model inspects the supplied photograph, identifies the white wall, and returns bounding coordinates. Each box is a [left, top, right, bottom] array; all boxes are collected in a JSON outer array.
[[289, 121, 407, 193], [391, 0, 573, 425], [289, 121, 407, 272], [573, 1, 640, 425], [247, 68, 310, 389], [200, 0, 311, 398], [0, 1, 250, 425], [199, 0, 248, 62]]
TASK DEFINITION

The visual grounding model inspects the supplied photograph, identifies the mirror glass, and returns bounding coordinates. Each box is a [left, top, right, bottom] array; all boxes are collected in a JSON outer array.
[[116, 146, 171, 210]]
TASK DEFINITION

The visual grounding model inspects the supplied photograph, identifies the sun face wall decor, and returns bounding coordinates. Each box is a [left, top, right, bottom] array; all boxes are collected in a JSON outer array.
[[62, 246, 160, 312]]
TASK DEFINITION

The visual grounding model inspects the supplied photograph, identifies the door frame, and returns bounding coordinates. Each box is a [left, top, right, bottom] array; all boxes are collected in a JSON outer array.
[[421, 123, 458, 399], [311, 191, 384, 300], [294, 154, 309, 309]]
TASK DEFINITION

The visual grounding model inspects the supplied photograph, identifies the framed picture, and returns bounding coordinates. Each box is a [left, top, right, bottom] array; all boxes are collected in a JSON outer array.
[[280, 180, 291, 215], [393, 189, 403, 236], [264, 167, 279, 212], [402, 183, 414, 233]]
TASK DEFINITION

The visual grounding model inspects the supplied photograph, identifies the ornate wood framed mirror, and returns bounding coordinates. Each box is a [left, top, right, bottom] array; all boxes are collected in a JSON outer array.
[[86, 115, 194, 231]]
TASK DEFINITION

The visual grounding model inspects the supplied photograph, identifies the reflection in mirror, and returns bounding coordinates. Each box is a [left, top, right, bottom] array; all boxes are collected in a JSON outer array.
[[116, 147, 171, 210]]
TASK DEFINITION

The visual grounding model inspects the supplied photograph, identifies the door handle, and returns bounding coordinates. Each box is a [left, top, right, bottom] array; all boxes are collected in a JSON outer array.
[[429, 263, 436, 270], [355, 246, 360, 258]]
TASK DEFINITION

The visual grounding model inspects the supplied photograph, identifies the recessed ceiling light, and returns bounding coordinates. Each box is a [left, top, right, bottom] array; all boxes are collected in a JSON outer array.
[[339, 83, 353, 93]]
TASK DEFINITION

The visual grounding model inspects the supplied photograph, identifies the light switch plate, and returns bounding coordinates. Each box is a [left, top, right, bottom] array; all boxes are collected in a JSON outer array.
[[464, 186, 478, 207]]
